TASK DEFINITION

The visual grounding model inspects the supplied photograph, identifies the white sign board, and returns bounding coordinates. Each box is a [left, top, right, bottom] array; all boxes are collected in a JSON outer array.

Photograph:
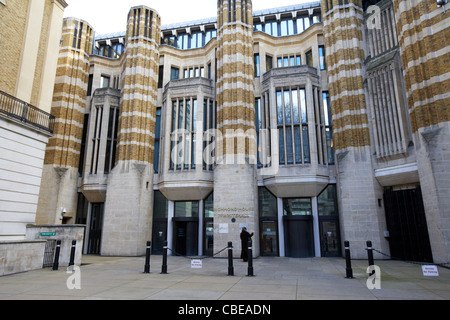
[[219, 223, 229, 234], [191, 259, 203, 269], [422, 265, 439, 277]]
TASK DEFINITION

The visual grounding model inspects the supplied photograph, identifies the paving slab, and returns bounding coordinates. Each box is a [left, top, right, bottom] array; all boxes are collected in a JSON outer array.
[[0, 255, 449, 301]]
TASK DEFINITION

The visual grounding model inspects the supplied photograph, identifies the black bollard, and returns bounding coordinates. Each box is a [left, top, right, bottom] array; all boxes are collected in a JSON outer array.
[[228, 242, 234, 276], [366, 240, 375, 275], [344, 241, 353, 279], [247, 240, 254, 277], [52, 240, 62, 271], [161, 240, 168, 274], [69, 240, 76, 267], [144, 241, 151, 274]]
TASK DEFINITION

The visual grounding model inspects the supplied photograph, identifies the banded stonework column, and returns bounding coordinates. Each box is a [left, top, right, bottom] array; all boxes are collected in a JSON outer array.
[[36, 18, 94, 224], [393, 0, 450, 263], [321, 0, 388, 258], [101, 6, 161, 256], [214, 0, 259, 258]]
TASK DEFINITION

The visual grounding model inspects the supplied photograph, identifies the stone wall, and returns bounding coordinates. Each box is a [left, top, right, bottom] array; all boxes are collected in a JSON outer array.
[[0, 240, 46, 276]]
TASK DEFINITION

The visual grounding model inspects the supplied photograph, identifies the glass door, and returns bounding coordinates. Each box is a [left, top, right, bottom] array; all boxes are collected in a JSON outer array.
[[88, 203, 104, 254], [261, 220, 279, 256]]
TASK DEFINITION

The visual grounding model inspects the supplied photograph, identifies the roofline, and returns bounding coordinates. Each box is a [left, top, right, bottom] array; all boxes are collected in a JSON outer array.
[[95, 1, 321, 40]]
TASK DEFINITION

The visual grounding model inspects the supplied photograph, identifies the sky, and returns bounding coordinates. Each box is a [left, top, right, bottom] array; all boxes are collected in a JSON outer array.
[[63, 0, 317, 35]]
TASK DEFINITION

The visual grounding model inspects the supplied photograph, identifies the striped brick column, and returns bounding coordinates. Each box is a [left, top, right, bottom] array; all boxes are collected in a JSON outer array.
[[117, 6, 161, 164], [393, 0, 450, 263], [322, 0, 370, 152], [214, 0, 259, 258], [36, 18, 94, 224], [321, 0, 388, 258], [101, 7, 161, 256], [216, 0, 256, 162]]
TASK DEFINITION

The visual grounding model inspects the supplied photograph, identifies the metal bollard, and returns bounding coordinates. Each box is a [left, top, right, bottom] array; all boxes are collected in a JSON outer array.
[[161, 240, 168, 274], [52, 240, 62, 271], [228, 242, 234, 276], [69, 240, 76, 267], [247, 240, 254, 277], [366, 240, 375, 275], [144, 241, 151, 274], [344, 241, 353, 279]]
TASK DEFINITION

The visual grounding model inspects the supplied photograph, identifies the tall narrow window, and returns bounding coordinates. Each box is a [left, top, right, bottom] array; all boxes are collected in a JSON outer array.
[[306, 50, 313, 67], [77, 23, 83, 49], [170, 98, 198, 171], [266, 55, 273, 71], [203, 98, 216, 170], [90, 106, 103, 174], [254, 54, 260, 77], [319, 46, 326, 70], [154, 107, 162, 173], [277, 88, 309, 165], [73, 21, 79, 48], [323, 92, 334, 164], [104, 106, 119, 174], [170, 67, 179, 80]]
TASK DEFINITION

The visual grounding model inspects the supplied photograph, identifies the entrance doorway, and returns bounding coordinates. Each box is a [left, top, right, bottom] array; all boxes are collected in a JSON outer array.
[[384, 186, 433, 262], [283, 215, 314, 258], [88, 203, 103, 254], [172, 218, 199, 256]]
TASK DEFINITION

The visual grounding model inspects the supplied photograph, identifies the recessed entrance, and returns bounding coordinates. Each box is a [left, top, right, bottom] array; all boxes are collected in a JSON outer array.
[[172, 218, 199, 256], [384, 186, 433, 262]]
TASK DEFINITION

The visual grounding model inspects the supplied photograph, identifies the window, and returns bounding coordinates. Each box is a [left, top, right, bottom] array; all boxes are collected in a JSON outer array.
[[319, 46, 326, 70], [256, 95, 271, 168], [144, 9, 153, 39], [306, 50, 313, 67], [259, 187, 277, 217], [87, 75, 93, 96], [170, 67, 179, 80], [205, 29, 217, 44], [203, 98, 216, 170], [277, 55, 302, 67], [104, 106, 119, 174], [283, 198, 312, 215], [170, 98, 198, 170], [266, 55, 273, 71], [177, 33, 189, 50], [175, 201, 199, 218], [191, 32, 203, 49], [154, 107, 162, 173], [280, 19, 294, 36], [78, 114, 89, 176], [90, 105, 103, 174], [73, 21, 83, 49], [322, 92, 334, 164], [265, 21, 278, 37], [100, 75, 110, 88], [158, 66, 164, 88], [296, 16, 311, 34], [254, 54, 260, 77], [277, 88, 309, 165]]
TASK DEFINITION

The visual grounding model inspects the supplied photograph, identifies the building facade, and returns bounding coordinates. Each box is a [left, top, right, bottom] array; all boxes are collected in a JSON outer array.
[[36, 0, 449, 263], [0, 0, 68, 241]]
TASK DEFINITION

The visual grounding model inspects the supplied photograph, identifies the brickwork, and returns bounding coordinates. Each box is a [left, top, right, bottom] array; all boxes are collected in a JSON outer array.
[[392, 0, 450, 133], [0, 0, 29, 95], [116, 6, 161, 164], [321, 0, 370, 151], [44, 18, 94, 168], [216, 0, 256, 159]]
